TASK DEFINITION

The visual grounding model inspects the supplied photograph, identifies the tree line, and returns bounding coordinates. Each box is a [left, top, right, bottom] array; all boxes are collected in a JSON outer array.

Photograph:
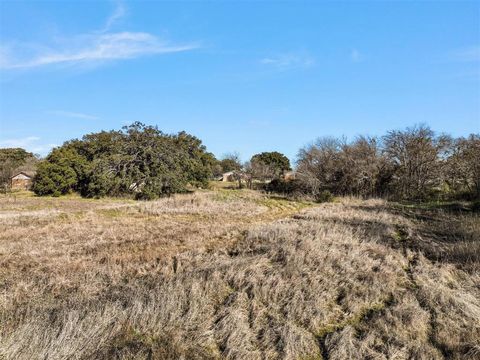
[[292, 125, 479, 201], [0, 123, 478, 202], [214, 125, 479, 202]]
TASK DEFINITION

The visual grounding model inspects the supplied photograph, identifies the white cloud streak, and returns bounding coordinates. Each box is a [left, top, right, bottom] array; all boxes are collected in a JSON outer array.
[[48, 110, 99, 120], [350, 49, 363, 63], [100, 1, 126, 33], [0, 1, 199, 70], [1, 32, 199, 69], [260, 53, 315, 70], [0, 137, 57, 155]]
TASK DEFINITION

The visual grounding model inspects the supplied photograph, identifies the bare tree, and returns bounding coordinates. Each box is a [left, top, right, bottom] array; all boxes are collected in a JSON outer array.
[[382, 125, 450, 200], [338, 136, 385, 197], [296, 137, 343, 198], [445, 134, 480, 199]]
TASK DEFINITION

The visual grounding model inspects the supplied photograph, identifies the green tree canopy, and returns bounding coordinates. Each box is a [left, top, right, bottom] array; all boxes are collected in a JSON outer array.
[[33, 123, 215, 199], [250, 151, 291, 180]]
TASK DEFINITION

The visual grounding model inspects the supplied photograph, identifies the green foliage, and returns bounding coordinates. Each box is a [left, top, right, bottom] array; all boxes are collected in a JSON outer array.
[[32, 146, 88, 196], [251, 151, 291, 174], [0, 148, 33, 164], [266, 178, 305, 194], [33, 122, 214, 199], [315, 190, 333, 203], [218, 152, 242, 174], [174, 131, 216, 187], [219, 158, 241, 172], [0, 148, 38, 186], [33, 162, 77, 196]]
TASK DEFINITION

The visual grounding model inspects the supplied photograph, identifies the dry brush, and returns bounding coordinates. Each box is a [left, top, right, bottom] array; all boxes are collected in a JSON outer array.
[[0, 192, 478, 359]]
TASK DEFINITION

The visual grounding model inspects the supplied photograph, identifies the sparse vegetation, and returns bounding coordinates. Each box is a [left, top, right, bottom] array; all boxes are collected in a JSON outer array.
[[1, 0, 477, 357], [295, 125, 479, 202], [0, 189, 478, 359], [0, 125, 478, 359]]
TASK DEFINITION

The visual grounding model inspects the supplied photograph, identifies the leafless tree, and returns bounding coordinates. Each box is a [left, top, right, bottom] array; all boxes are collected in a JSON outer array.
[[296, 137, 343, 198], [445, 134, 480, 199], [335, 136, 388, 197], [382, 125, 450, 200]]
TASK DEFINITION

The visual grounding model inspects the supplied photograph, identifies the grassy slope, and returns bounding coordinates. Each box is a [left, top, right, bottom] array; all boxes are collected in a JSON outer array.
[[0, 190, 479, 359]]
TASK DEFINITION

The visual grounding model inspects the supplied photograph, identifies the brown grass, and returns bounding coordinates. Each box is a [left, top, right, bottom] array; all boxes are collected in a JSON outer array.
[[0, 191, 478, 359]]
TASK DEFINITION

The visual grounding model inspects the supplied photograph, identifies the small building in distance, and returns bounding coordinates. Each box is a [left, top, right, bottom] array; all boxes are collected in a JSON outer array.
[[221, 171, 236, 182], [217, 171, 250, 182], [10, 171, 36, 191], [283, 171, 296, 181]]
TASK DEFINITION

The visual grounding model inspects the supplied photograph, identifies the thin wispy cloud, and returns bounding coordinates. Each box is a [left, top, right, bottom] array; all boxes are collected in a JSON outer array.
[[260, 53, 315, 71], [0, 2, 199, 70], [350, 49, 363, 63], [449, 46, 480, 62], [48, 110, 99, 120], [99, 1, 127, 33], [0, 136, 57, 155], [1, 32, 199, 69]]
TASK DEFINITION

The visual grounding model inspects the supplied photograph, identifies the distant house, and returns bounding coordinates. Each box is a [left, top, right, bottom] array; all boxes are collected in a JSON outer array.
[[283, 171, 296, 181], [217, 171, 250, 182], [221, 171, 236, 182], [10, 171, 36, 191]]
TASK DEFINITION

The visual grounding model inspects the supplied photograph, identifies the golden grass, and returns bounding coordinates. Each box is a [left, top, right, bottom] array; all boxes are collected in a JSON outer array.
[[0, 191, 478, 359]]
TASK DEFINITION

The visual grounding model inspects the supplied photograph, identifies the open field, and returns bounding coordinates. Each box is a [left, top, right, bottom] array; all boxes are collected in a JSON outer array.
[[0, 189, 479, 359]]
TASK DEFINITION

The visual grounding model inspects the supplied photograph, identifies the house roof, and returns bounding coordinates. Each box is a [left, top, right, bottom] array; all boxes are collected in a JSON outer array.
[[10, 171, 36, 179]]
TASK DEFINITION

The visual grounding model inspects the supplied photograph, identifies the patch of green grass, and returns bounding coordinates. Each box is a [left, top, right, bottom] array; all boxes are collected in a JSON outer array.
[[392, 224, 409, 242], [0, 191, 36, 201], [98, 208, 125, 218], [211, 189, 240, 202], [316, 294, 394, 338]]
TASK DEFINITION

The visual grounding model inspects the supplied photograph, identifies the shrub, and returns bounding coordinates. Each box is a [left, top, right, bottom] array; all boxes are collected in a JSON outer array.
[[33, 162, 77, 196], [315, 190, 334, 203], [249, 151, 291, 181], [266, 179, 303, 195]]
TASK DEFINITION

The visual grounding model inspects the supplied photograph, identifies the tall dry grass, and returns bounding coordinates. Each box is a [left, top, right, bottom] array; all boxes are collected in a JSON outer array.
[[0, 192, 478, 359]]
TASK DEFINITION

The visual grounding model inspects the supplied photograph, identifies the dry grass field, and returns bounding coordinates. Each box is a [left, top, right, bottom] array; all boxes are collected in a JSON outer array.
[[0, 188, 479, 359]]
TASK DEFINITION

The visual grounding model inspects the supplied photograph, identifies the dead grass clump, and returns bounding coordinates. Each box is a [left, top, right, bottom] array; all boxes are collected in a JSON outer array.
[[389, 203, 480, 273], [138, 191, 268, 217]]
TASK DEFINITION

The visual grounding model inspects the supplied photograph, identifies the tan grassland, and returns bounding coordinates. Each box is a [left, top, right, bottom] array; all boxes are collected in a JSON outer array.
[[0, 188, 479, 359]]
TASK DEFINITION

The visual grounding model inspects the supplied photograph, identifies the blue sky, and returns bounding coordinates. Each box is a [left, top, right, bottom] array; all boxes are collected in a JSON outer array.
[[0, 1, 479, 161]]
